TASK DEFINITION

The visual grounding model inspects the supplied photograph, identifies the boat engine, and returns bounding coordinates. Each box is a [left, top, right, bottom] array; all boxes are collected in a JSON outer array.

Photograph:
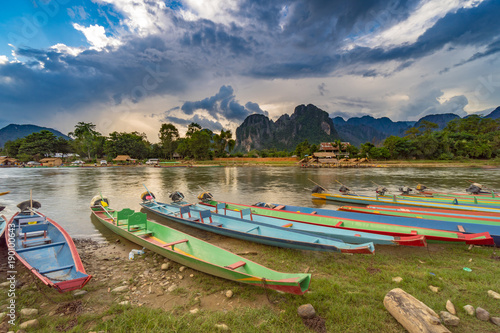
[[17, 200, 42, 211], [169, 191, 185, 203], [416, 184, 427, 192], [141, 191, 155, 201], [90, 195, 109, 207], [466, 183, 483, 194], [375, 186, 388, 195], [197, 191, 213, 202], [339, 185, 350, 194], [399, 186, 413, 195], [311, 185, 325, 193]]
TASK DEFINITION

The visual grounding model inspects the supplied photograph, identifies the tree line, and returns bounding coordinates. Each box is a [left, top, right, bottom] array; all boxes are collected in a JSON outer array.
[[2, 115, 499, 162], [1, 122, 236, 162], [293, 115, 500, 160]]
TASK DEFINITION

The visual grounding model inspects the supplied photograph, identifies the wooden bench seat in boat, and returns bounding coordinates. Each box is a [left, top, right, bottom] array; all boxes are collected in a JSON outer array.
[[225, 261, 246, 270], [39, 265, 74, 275], [163, 239, 188, 249], [16, 241, 66, 253], [179, 206, 199, 221], [21, 222, 51, 247]]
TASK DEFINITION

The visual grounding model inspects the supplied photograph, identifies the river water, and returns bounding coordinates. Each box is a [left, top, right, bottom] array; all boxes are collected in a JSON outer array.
[[1, 166, 499, 240]]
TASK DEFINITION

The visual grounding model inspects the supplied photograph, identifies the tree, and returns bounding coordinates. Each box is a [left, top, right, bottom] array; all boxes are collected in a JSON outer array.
[[18, 130, 61, 157], [105, 131, 150, 159], [213, 129, 235, 157], [159, 123, 179, 159], [186, 123, 202, 138], [3, 138, 24, 157], [68, 122, 103, 160], [189, 130, 212, 160]]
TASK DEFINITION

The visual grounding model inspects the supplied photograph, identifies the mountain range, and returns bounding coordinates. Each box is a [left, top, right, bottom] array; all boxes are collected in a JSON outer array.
[[236, 105, 500, 150], [0, 124, 70, 148]]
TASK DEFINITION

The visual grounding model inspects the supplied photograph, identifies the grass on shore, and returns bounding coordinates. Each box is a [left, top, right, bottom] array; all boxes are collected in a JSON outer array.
[[2, 241, 500, 332]]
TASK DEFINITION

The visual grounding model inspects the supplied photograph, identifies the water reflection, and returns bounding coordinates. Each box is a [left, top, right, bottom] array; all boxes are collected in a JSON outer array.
[[0, 166, 498, 239]]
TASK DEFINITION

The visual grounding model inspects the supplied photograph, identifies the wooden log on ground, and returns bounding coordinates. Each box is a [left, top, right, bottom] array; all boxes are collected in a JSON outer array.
[[384, 288, 451, 333]]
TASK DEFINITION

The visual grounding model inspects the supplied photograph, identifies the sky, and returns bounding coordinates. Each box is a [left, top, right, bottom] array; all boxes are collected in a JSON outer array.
[[1, 0, 500, 142]]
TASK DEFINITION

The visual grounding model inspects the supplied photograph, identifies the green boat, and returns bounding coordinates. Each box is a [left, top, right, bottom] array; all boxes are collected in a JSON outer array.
[[201, 200, 494, 245], [312, 192, 500, 213], [90, 196, 311, 295]]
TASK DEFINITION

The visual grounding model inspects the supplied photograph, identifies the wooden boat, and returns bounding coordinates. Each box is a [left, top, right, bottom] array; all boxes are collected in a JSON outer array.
[[311, 192, 500, 213], [90, 196, 311, 295], [6, 203, 91, 292], [378, 194, 500, 207], [162, 201, 426, 247], [140, 199, 375, 254], [338, 205, 500, 245], [357, 205, 500, 220], [0, 209, 6, 239], [200, 200, 494, 246]]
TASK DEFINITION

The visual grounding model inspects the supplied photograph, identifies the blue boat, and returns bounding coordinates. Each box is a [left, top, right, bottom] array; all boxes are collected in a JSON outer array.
[[245, 202, 500, 246], [0, 207, 6, 239], [6, 202, 92, 292], [140, 198, 375, 254]]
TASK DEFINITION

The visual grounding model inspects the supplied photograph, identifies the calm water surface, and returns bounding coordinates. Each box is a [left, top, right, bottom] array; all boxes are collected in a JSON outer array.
[[1, 166, 499, 240]]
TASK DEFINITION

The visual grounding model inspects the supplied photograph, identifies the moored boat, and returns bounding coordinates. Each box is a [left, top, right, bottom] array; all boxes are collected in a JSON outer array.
[[200, 200, 495, 246], [91, 195, 311, 295], [6, 201, 91, 292], [140, 197, 376, 254]]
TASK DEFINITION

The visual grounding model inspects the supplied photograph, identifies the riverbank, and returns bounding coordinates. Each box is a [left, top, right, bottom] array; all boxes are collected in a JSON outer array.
[[1, 234, 500, 332]]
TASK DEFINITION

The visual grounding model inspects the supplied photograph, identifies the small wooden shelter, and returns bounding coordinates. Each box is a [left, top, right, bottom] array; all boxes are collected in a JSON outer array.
[[112, 155, 136, 164], [40, 157, 63, 167], [0, 157, 19, 166]]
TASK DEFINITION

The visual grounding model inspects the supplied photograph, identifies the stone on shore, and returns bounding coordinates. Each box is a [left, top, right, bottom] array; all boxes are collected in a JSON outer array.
[[215, 323, 229, 331], [445, 300, 456, 315], [73, 290, 87, 296], [297, 304, 316, 319], [392, 277, 403, 283], [476, 307, 490, 321], [20, 308, 38, 317], [225, 290, 233, 298], [440, 311, 459, 326], [488, 290, 500, 300], [161, 263, 170, 271], [428, 285, 439, 293], [190, 308, 199, 314], [111, 286, 128, 293], [491, 317, 500, 326], [463, 305, 475, 316], [19, 319, 39, 329]]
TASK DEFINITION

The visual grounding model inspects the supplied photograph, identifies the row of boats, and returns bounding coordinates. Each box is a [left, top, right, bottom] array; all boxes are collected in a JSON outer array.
[[1, 182, 498, 296]]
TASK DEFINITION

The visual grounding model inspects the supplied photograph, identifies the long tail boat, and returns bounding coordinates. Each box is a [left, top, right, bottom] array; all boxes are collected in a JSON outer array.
[[90, 196, 311, 295], [377, 194, 500, 207], [159, 200, 426, 247], [339, 205, 500, 245], [6, 202, 91, 292], [200, 200, 494, 246], [140, 199, 375, 254], [356, 205, 500, 220], [0, 209, 6, 239], [311, 192, 500, 213]]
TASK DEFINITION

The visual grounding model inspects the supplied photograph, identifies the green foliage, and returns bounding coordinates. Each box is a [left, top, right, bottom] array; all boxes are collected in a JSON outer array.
[[158, 123, 179, 159], [213, 129, 235, 157], [68, 122, 103, 160], [105, 131, 151, 159]]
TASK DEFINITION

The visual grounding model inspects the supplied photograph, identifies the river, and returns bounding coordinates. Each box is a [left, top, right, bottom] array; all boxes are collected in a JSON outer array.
[[1, 165, 499, 240]]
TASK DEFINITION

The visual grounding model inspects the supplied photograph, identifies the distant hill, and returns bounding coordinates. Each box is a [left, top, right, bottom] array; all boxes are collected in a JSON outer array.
[[332, 116, 414, 146], [412, 113, 460, 130], [485, 106, 500, 119], [235, 104, 340, 151], [0, 124, 70, 148]]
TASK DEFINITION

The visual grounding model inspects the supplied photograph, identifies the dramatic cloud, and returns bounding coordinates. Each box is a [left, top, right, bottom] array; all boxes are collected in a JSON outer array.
[[0, 0, 499, 140], [180, 85, 268, 122]]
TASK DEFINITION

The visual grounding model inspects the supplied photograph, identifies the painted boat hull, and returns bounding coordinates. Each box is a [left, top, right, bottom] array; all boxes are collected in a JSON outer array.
[[312, 193, 500, 213], [0, 215, 6, 239], [140, 201, 375, 254], [167, 201, 426, 247], [6, 211, 91, 293], [201, 200, 494, 246], [91, 204, 311, 295], [378, 194, 500, 207]]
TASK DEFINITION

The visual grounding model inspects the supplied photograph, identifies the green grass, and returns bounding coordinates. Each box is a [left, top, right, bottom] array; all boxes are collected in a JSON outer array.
[[2, 243, 500, 332]]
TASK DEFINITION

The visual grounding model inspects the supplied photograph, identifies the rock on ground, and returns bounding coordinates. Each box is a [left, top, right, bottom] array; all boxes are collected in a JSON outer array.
[[215, 323, 229, 331], [446, 300, 456, 315], [225, 290, 233, 298], [463, 305, 475, 316], [476, 307, 490, 321], [19, 319, 39, 329], [488, 290, 500, 300], [440, 311, 460, 326], [428, 285, 439, 293], [111, 286, 128, 293], [297, 304, 316, 319], [491, 317, 500, 326], [392, 277, 403, 283], [20, 308, 38, 317]]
